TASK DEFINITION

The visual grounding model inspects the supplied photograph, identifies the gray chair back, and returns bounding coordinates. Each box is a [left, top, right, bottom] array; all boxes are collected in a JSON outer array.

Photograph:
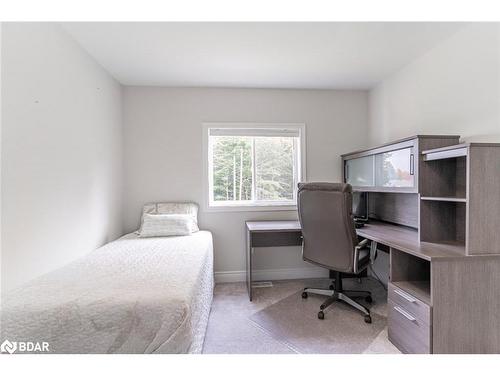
[[297, 182, 359, 273]]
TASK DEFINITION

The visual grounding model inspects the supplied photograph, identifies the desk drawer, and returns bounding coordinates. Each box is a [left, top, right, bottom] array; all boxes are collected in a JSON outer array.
[[388, 282, 431, 325], [388, 300, 431, 354]]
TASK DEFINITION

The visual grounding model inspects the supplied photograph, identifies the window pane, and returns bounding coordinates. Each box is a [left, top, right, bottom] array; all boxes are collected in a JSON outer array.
[[212, 136, 253, 201], [374, 148, 414, 187], [255, 137, 295, 201]]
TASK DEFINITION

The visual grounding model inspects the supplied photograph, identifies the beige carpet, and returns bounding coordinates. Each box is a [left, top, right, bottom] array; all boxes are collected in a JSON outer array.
[[250, 290, 386, 353], [202, 278, 400, 354]]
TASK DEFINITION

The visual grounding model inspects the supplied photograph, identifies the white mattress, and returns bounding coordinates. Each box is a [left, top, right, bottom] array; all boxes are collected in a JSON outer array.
[[0, 231, 214, 354]]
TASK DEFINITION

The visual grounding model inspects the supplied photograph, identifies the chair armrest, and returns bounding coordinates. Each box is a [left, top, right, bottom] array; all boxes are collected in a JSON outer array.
[[353, 239, 370, 273], [356, 238, 369, 249]]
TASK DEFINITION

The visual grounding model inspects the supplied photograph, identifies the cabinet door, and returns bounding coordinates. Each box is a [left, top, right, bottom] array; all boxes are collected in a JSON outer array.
[[345, 155, 375, 187], [375, 147, 415, 188]]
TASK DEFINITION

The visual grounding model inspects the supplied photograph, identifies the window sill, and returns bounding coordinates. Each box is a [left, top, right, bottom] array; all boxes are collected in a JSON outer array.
[[204, 203, 298, 213]]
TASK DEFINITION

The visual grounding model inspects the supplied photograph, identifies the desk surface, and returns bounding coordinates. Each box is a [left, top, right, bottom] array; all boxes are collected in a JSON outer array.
[[246, 220, 465, 260], [246, 220, 301, 232], [357, 221, 465, 260]]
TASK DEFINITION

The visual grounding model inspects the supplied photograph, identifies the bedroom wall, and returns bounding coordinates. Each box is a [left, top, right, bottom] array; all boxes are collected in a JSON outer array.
[[0, 24, 3, 295], [1, 23, 124, 293], [123, 87, 369, 282], [368, 23, 500, 285], [369, 23, 500, 145]]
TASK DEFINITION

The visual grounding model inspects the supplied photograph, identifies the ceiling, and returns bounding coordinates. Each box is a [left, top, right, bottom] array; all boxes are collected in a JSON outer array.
[[62, 22, 466, 89]]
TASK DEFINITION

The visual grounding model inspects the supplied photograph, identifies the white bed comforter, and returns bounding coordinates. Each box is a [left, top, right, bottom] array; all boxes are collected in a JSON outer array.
[[0, 231, 214, 354]]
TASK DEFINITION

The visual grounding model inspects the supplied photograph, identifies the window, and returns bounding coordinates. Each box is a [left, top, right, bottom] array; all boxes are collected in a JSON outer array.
[[203, 123, 305, 210]]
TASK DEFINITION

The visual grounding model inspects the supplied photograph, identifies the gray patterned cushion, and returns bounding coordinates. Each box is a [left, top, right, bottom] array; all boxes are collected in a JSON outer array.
[[139, 202, 200, 233], [139, 214, 194, 237]]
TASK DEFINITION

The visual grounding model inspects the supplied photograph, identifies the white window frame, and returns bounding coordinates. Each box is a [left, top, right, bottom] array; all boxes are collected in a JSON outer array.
[[202, 122, 306, 212]]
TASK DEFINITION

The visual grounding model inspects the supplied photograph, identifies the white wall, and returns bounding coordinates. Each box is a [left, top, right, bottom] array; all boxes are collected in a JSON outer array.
[[5, 23, 492, 290], [368, 23, 500, 284], [369, 23, 500, 145], [123, 87, 369, 281], [0, 23, 3, 294], [1, 23, 123, 293]]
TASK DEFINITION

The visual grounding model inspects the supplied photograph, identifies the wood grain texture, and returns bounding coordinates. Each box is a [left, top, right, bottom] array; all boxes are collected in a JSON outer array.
[[417, 137, 461, 195], [358, 221, 465, 260], [251, 231, 302, 247], [431, 256, 500, 353], [389, 282, 431, 321], [245, 221, 303, 301], [246, 220, 464, 259], [422, 146, 468, 161], [419, 157, 467, 198], [342, 136, 459, 195], [388, 300, 431, 354], [246, 220, 301, 232], [390, 248, 430, 284], [456, 156, 467, 198], [419, 200, 466, 246], [246, 227, 252, 300], [342, 135, 459, 159], [390, 280, 431, 307], [467, 146, 500, 255], [368, 192, 418, 228], [421, 142, 500, 155], [455, 203, 466, 244]]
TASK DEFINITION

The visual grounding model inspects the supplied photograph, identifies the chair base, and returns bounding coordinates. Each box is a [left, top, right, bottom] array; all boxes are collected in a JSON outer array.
[[302, 274, 373, 323]]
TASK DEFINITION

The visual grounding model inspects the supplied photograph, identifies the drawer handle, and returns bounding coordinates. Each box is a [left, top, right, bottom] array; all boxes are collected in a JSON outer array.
[[394, 305, 416, 321], [394, 288, 417, 303]]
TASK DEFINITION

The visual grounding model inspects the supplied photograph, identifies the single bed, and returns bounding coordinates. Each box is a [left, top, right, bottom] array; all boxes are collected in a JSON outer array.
[[0, 230, 214, 354]]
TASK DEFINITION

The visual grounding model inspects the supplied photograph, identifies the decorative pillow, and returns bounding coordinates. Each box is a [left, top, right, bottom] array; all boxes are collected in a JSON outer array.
[[139, 202, 200, 233], [139, 214, 194, 238]]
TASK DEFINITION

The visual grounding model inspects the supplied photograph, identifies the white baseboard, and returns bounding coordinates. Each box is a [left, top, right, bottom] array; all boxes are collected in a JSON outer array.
[[215, 267, 329, 284]]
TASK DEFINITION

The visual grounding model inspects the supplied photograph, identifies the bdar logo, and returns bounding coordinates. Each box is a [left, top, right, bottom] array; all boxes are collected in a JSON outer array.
[[1, 340, 17, 354]]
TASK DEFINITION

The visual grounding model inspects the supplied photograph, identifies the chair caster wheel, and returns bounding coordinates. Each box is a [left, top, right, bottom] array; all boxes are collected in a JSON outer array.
[[301, 292, 308, 299], [364, 315, 372, 324], [365, 295, 373, 304], [318, 311, 325, 320]]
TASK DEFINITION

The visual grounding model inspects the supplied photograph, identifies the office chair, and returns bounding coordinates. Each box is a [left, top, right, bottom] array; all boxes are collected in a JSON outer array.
[[297, 182, 373, 323]]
